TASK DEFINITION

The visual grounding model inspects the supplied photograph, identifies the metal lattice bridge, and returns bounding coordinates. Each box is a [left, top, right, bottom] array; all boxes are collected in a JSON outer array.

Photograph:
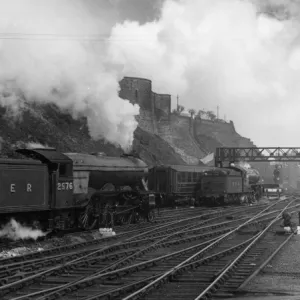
[[215, 147, 300, 167]]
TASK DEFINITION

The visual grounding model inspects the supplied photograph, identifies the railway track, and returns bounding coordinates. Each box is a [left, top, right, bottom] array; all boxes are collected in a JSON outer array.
[[1, 196, 297, 300], [0, 201, 276, 267], [0, 204, 269, 288], [118, 199, 298, 300], [0, 206, 224, 252]]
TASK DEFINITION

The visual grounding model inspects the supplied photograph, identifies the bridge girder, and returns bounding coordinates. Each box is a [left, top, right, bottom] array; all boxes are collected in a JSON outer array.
[[215, 147, 300, 167]]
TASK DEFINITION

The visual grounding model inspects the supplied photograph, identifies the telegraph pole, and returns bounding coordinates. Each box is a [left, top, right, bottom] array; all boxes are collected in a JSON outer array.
[[217, 105, 219, 119], [177, 95, 179, 110]]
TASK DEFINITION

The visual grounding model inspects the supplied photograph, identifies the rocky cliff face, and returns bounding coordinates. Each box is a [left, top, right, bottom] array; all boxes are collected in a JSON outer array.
[[119, 76, 256, 166], [0, 76, 256, 167]]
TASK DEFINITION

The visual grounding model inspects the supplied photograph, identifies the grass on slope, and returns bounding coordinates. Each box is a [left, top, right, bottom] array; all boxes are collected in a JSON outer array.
[[0, 102, 185, 166]]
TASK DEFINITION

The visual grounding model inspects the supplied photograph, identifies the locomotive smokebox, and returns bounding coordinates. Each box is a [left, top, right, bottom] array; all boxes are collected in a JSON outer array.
[[246, 168, 260, 185], [229, 163, 260, 185]]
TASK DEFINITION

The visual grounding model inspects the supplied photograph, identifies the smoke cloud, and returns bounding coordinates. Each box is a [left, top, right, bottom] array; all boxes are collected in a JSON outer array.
[[0, 0, 139, 150], [25, 142, 50, 149], [108, 0, 300, 146], [0, 219, 46, 241]]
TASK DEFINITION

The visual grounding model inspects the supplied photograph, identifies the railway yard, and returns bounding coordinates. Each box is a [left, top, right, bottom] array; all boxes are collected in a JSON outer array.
[[0, 197, 299, 300]]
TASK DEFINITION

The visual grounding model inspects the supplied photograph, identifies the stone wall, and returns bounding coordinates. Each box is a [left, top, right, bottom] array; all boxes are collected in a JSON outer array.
[[153, 93, 171, 120], [119, 76, 172, 120], [119, 77, 152, 110]]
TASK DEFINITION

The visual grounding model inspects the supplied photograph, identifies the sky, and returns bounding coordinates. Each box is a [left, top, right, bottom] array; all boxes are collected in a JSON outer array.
[[108, 0, 300, 147], [0, 0, 300, 148]]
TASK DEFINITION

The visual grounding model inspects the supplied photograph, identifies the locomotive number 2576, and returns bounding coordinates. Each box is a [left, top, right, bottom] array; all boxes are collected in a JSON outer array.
[[57, 182, 73, 191]]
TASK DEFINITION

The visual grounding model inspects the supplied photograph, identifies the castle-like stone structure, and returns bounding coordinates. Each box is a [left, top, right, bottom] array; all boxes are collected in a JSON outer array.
[[119, 76, 255, 165]]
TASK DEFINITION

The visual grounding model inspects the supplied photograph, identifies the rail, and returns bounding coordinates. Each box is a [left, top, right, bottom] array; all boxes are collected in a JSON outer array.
[[122, 198, 297, 300], [1, 197, 298, 300]]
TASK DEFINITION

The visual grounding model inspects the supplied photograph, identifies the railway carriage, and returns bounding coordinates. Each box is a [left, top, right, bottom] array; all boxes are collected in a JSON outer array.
[[148, 165, 216, 206]]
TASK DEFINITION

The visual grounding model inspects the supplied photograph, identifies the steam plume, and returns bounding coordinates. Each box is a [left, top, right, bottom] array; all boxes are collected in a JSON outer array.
[[108, 0, 300, 146], [0, 219, 46, 241], [0, 0, 139, 150], [25, 142, 50, 149]]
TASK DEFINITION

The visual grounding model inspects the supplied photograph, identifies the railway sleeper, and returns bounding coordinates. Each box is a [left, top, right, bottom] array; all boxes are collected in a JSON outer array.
[[1, 233, 249, 298]]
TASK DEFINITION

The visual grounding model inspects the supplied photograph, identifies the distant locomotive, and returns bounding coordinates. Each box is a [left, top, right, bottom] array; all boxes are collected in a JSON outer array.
[[198, 163, 261, 205], [273, 165, 282, 185], [148, 163, 262, 206], [0, 148, 151, 232]]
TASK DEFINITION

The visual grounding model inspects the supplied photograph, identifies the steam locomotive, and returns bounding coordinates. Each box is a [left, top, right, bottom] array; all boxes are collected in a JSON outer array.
[[0, 148, 150, 231], [0, 147, 266, 233]]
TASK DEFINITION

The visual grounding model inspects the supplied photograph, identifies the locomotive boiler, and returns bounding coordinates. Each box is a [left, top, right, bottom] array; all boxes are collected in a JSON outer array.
[[64, 152, 149, 228], [64, 152, 148, 197]]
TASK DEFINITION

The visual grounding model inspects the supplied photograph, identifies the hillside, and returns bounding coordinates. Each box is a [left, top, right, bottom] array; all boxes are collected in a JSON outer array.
[[0, 76, 256, 167]]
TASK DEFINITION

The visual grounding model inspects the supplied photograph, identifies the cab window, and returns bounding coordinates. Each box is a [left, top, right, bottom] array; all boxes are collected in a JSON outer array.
[[58, 163, 71, 177]]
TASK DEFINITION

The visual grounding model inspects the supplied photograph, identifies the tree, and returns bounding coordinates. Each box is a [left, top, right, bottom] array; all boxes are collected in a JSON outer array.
[[188, 108, 196, 118], [177, 105, 185, 114], [207, 111, 217, 121], [197, 110, 206, 119]]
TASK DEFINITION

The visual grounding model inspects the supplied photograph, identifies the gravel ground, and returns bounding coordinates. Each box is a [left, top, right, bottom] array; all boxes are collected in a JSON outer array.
[[224, 295, 300, 300], [243, 211, 300, 295]]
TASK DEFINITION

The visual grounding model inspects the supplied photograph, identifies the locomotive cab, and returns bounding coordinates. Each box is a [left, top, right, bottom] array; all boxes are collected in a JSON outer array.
[[16, 148, 74, 209]]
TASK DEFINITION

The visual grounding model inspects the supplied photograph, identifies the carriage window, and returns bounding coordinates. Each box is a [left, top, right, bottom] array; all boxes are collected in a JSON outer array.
[[193, 173, 197, 182], [183, 172, 187, 182], [187, 172, 192, 182], [177, 173, 182, 182]]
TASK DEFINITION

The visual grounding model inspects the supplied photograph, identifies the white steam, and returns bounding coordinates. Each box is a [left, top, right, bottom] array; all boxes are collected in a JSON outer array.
[[0, 0, 139, 150], [25, 142, 50, 149], [108, 0, 300, 146], [0, 219, 46, 241]]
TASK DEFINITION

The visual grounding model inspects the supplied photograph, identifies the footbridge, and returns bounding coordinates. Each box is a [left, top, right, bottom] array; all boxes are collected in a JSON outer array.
[[215, 147, 300, 167]]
